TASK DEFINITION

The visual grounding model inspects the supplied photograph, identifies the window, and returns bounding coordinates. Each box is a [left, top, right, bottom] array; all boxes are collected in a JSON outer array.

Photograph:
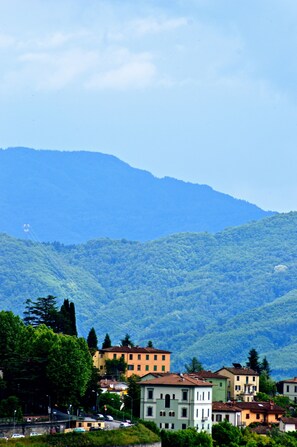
[[145, 365, 149, 371], [165, 394, 170, 408], [121, 354, 124, 358], [220, 382, 222, 387], [256, 414, 260, 420], [253, 386, 257, 392], [113, 354, 117, 359], [169, 411, 175, 417], [162, 365, 165, 371], [246, 377, 249, 384], [295, 386, 297, 393], [160, 411, 165, 416], [147, 407, 153, 417], [253, 376, 255, 382], [182, 390, 188, 401], [182, 424, 187, 430], [172, 394, 175, 400], [287, 385, 290, 392], [129, 354, 133, 360], [154, 365, 157, 371], [159, 423, 162, 428], [237, 376, 240, 381], [138, 354, 141, 360], [181, 408, 187, 418], [212, 414, 214, 421], [137, 365, 141, 371], [165, 423, 169, 429], [246, 414, 250, 420], [225, 415, 229, 422], [162, 355, 166, 361], [235, 385, 241, 391], [208, 391, 210, 400], [154, 354, 158, 361], [160, 394, 163, 399], [128, 365, 134, 370], [216, 414, 222, 422], [100, 365, 103, 370], [146, 354, 149, 360], [171, 423, 174, 429], [208, 409, 210, 417], [148, 389, 154, 399], [202, 392, 205, 400], [196, 409, 199, 418], [100, 353, 103, 358]]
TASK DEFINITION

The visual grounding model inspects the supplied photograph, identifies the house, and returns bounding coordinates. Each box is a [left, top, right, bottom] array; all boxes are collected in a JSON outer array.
[[212, 402, 242, 426], [277, 377, 297, 403], [65, 417, 105, 432], [189, 371, 228, 402], [93, 346, 171, 378], [140, 373, 213, 433], [216, 364, 259, 401], [235, 401, 284, 426], [99, 379, 128, 397], [279, 417, 297, 432]]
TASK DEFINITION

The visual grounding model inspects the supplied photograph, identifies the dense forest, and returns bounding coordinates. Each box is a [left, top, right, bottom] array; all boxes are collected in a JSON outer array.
[[0, 212, 297, 377], [0, 147, 273, 243]]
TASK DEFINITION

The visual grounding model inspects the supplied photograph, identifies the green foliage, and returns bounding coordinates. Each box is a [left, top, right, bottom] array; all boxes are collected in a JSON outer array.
[[120, 333, 134, 347], [2, 212, 297, 375], [98, 392, 121, 411], [247, 349, 261, 373], [161, 427, 212, 447], [87, 327, 98, 355], [259, 371, 276, 396], [102, 333, 111, 349], [105, 357, 127, 379], [212, 420, 241, 447], [184, 356, 203, 373], [125, 374, 141, 418]]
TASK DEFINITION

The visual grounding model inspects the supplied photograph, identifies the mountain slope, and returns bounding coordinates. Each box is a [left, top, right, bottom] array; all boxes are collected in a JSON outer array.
[[1, 212, 297, 378], [0, 147, 273, 243]]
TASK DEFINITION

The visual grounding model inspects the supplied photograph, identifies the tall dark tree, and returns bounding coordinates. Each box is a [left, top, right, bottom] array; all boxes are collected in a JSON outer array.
[[184, 357, 203, 373], [69, 302, 77, 336], [23, 295, 59, 331], [87, 327, 98, 355], [260, 356, 271, 377], [102, 333, 112, 349], [59, 299, 77, 336], [147, 340, 153, 348], [246, 348, 261, 373], [120, 333, 134, 347], [125, 374, 141, 418]]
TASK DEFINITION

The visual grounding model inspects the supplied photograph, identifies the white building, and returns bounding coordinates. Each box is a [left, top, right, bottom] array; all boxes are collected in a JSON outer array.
[[277, 377, 297, 403], [140, 373, 213, 433], [212, 402, 242, 426]]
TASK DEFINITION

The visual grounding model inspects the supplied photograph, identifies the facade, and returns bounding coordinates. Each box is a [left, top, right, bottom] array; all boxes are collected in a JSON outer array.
[[93, 346, 171, 378], [140, 373, 213, 433], [216, 364, 259, 401], [189, 371, 228, 402], [279, 417, 297, 432], [99, 379, 128, 397], [235, 401, 284, 426], [212, 402, 242, 426], [277, 377, 297, 403]]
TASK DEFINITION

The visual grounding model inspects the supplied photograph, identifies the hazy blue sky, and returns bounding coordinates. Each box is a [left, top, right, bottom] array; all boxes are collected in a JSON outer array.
[[1, 0, 296, 212]]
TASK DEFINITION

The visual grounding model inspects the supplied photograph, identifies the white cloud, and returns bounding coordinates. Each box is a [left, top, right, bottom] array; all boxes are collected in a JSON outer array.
[[131, 17, 188, 36]]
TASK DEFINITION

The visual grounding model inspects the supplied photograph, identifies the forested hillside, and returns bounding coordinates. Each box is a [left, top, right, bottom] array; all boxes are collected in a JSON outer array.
[[1, 212, 297, 378], [0, 147, 273, 243]]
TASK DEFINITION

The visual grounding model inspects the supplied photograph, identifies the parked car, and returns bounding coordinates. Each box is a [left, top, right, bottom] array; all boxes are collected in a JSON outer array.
[[11, 433, 25, 438], [0, 433, 8, 440], [89, 426, 102, 431], [96, 413, 104, 420], [105, 415, 114, 421], [30, 432, 42, 436], [119, 421, 131, 428], [73, 427, 86, 433]]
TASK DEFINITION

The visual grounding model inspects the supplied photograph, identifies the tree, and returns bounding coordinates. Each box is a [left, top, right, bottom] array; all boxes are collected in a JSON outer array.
[[120, 333, 134, 347], [23, 295, 59, 331], [125, 374, 141, 418], [212, 420, 242, 447], [102, 333, 112, 349], [184, 357, 203, 373], [105, 358, 127, 379], [87, 327, 98, 355], [147, 340, 153, 348], [260, 356, 271, 377], [69, 302, 77, 336], [98, 392, 121, 411], [246, 348, 261, 373], [259, 371, 276, 396]]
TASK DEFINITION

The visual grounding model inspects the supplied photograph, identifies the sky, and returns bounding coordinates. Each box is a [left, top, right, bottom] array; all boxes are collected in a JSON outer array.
[[0, 0, 297, 212]]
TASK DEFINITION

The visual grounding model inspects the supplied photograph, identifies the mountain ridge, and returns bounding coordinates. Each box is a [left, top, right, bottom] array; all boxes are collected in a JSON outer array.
[[0, 147, 274, 243]]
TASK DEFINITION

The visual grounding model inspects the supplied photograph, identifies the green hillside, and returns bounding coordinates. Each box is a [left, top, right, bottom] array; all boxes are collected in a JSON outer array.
[[1, 212, 297, 379]]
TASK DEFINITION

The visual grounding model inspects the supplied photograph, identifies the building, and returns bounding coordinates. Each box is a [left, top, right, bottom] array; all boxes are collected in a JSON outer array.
[[93, 346, 171, 378], [189, 371, 228, 402], [235, 401, 284, 426], [277, 377, 297, 403], [279, 417, 297, 432], [212, 402, 242, 426], [216, 364, 259, 401], [99, 379, 128, 397], [140, 373, 213, 433]]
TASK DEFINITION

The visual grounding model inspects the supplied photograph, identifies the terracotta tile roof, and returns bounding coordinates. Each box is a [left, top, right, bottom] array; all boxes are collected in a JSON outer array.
[[278, 377, 297, 384], [212, 402, 241, 412], [281, 417, 297, 425], [235, 401, 284, 414], [139, 373, 213, 387], [99, 346, 171, 354], [189, 371, 228, 380], [217, 367, 259, 376]]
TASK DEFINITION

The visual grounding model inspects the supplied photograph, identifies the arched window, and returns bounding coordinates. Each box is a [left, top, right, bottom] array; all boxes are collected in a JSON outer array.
[[165, 394, 170, 408]]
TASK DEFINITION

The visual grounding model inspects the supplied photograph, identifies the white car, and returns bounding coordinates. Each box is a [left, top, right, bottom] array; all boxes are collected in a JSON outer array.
[[105, 415, 114, 421], [119, 422, 131, 428], [30, 432, 42, 436], [11, 433, 25, 438]]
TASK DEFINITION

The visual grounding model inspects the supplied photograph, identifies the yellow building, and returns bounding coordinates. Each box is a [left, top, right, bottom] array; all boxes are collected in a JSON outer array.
[[93, 346, 171, 378], [236, 401, 285, 426], [216, 364, 259, 402]]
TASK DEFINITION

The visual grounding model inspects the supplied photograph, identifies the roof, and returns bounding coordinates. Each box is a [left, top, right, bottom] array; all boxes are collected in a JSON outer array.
[[280, 417, 297, 425], [235, 401, 284, 413], [217, 366, 259, 376], [139, 373, 213, 387], [99, 346, 171, 354], [278, 377, 297, 384], [189, 371, 228, 380], [212, 402, 241, 413]]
